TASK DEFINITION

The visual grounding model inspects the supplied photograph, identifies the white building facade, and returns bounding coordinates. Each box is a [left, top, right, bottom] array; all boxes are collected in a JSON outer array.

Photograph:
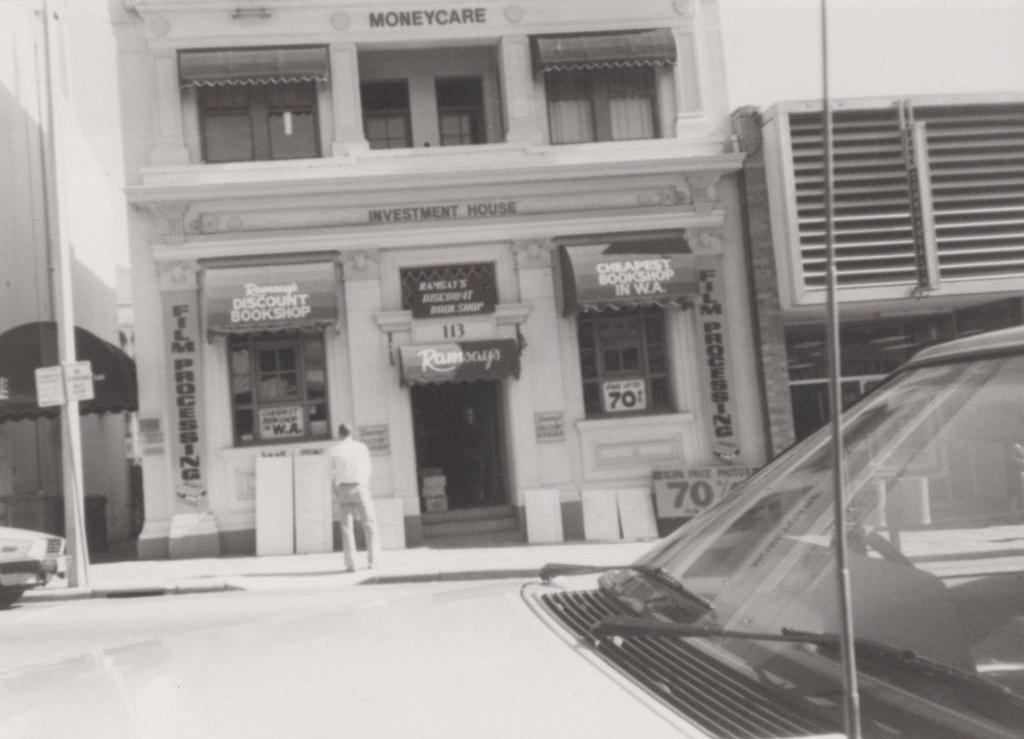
[[118, 0, 766, 557]]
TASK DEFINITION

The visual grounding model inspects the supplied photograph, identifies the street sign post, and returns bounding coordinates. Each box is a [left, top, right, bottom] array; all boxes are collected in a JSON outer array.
[[35, 365, 66, 407], [64, 360, 94, 402]]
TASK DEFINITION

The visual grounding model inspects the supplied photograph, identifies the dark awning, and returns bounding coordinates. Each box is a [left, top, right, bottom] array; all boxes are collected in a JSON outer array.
[[202, 260, 342, 337], [179, 47, 329, 88], [399, 340, 520, 385], [532, 29, 676, 74], [0, 322, 137, 422], [556, 235, 698, 316]]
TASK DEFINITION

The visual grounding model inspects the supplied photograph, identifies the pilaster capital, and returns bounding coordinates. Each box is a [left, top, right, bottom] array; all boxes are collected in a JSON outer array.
[[684, 227, 724, 255], [342, 250, 380, 281], [513, 239, 555, 270], [156, 259, 200, 291]]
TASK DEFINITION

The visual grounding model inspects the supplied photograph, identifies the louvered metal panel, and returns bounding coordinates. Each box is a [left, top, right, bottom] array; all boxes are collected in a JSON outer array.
[[781, 100, 1024, 297], [538, 589, 839, 739], [916, 103, 1024, 281], [788, 108, 918, 289]]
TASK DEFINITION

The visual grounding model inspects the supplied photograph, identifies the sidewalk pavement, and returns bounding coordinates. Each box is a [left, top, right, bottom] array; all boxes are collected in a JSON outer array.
[[25, 539, 659, 602]]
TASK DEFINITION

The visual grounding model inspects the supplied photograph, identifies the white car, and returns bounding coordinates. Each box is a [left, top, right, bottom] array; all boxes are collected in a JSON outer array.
[[0, 525, 67, 607]]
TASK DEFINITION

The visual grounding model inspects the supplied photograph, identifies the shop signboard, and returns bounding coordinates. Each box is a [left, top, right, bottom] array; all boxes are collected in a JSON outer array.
[[695, 257, 743, 462], [653, 466, 759, 519], [258, 405, 305, 440], [202, 261, 340, 334], [162, 292, 207, 510], [398, 339, 519, 384], [601, 378, 647, 413], [557, 244, 698, 315], [406, 267, 496, 318], [534, 411, 565, 443], [358, 424, 390, 456]]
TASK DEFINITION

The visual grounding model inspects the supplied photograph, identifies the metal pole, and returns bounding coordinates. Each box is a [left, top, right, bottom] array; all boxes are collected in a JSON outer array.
[[40, 0, 90, 589], [821, 1, 859, 736]]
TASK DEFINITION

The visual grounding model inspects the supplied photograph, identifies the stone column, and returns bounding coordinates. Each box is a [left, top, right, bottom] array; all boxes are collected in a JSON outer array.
[[499, 36, 544, 145], [146, 259, 221, 559], [149, 49, 190, 166], [329, 42, 369, 156]]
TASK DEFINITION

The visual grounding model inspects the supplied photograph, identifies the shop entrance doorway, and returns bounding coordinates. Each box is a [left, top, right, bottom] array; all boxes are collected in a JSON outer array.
[[411, 381, 506, 510]]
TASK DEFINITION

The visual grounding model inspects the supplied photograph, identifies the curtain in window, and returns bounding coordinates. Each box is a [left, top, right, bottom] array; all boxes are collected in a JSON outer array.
[[547, 73, 594, 144], [608, 69, 654, 140]]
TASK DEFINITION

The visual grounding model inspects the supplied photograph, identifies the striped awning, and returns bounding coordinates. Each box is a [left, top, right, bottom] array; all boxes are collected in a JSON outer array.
[[179, 47, 329, 88], [556, 235, 698, 316], [532, 29, 676, 74]]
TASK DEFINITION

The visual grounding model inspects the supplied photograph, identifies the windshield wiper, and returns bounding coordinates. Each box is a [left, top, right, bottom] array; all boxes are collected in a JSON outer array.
[[623, 564, 715, 612], [592, 615, 1020, 703], [539, 562, 714, 613]]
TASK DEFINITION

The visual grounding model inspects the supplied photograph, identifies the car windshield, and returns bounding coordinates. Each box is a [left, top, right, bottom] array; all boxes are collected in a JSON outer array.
[[632, 350, 1024, 706]]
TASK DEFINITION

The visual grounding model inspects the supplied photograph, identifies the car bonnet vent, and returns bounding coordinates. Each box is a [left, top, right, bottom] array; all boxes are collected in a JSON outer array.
[[539, 589, 839, 739]]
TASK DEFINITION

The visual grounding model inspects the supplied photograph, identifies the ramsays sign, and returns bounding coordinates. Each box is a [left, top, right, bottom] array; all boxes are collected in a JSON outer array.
[[203, 262, 340, 334], [399, 339, 519, 385], [406, 268, 496, 318]]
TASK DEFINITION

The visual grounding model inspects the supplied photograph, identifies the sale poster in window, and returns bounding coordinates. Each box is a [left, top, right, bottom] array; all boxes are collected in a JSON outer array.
[[259, 405, 305, 440], [601, 378, 647, 413]]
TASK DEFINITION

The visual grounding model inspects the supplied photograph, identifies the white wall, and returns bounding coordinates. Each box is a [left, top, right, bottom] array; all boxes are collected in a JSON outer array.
[[719, 0, 1024, 110]]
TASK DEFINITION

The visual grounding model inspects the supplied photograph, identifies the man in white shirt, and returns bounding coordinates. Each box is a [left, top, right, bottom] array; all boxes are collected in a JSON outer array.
[[327, 423, 379, 571]]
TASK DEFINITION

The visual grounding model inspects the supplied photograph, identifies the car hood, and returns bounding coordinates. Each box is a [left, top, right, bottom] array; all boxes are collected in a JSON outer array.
[[0, 580, 730, 739]]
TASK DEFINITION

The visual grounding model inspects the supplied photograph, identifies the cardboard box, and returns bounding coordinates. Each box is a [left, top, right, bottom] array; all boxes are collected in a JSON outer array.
[[422, 495, 449, 513], [421, 481, 447, 498]]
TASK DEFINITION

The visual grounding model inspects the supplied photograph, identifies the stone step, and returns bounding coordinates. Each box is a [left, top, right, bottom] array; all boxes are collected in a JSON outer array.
[[421, 504, 516, 525], [422, 513, 519, 539], [423, 529, 526, 549]]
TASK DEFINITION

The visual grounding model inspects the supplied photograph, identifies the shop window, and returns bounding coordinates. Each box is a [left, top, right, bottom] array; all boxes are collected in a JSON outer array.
[[362, 80, 412, 149], [577, 307, 671, 417], [228, 333, 329, 445], [436, 77, 484, 146], [545, 68, 657, 144]]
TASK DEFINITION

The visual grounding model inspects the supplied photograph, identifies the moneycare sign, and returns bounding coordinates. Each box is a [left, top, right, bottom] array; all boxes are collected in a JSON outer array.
[[399, 339, 519, 385], [203, 262, 339, 334]]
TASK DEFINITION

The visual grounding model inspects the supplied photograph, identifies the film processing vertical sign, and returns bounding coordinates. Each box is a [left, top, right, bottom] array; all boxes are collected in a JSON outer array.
[[164, 290, 206, 509], [695, 257, 741, 461]]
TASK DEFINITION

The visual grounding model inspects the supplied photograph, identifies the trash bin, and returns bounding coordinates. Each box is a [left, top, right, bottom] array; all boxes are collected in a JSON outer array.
[[85, 495, 108, 554]]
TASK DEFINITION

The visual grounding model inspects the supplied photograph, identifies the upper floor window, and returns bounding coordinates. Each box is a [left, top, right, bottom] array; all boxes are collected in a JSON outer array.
[[546, 68, 657, 144], [532, 30, 676, 145], [436, 77, 485, 146], [362, 80, 412, 149], [179, 47, 327, 163], [358, 47, 502, 148]]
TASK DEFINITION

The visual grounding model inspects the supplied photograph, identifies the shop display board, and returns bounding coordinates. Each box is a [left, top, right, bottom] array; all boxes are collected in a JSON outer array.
[[255, 455, 294, 555], [375, 498, 406, 550], [616, 488, 658, 540], [293, 453, 332, 554], [524, 488, 564, 543], [581, 488, 622, 541]]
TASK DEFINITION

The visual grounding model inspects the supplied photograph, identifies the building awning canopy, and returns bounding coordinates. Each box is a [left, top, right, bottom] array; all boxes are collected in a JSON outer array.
[[399, 340, 520, 385], [532, 29, 676, 74], [0, 322, 137, 422], [179, 47, 329, 88], [556, 234, 698, 316], [202, 260, 341, 336]]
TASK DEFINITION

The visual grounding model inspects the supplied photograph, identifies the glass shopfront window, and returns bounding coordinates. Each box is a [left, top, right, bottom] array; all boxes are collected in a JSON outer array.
[[229, 333, 329, 445], [578, 307, 671, 417]]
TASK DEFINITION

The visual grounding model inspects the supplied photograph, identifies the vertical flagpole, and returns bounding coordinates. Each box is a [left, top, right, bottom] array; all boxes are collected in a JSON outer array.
[[40, 0, 90, 589], [821, 1, 860, 736]]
